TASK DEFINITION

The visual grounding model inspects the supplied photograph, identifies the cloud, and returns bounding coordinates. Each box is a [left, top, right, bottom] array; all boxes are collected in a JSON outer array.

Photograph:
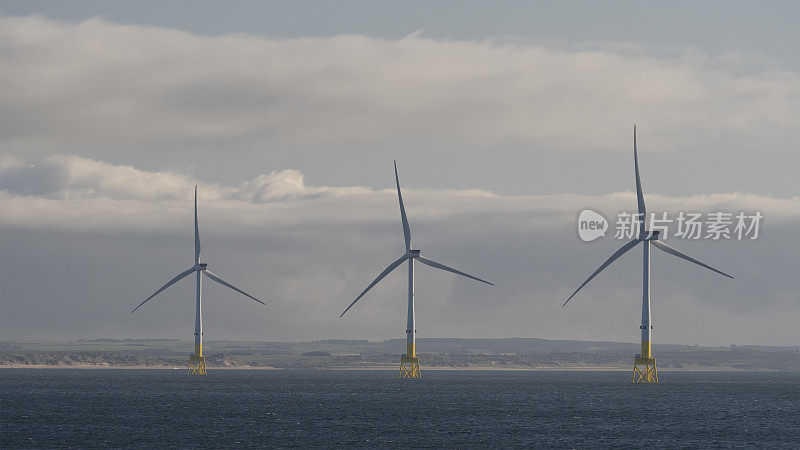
[[1, 15, 797, 154], [1, 15, 797, 346], [0, 154, 199, 200], [1, 155, 798, 346], [2, 154, 796, 234]]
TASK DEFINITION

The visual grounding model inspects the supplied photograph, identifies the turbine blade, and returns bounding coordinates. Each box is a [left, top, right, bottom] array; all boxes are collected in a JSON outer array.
[[394, 161, 412, 251], [563, 239, 640, 307], [340, 254, 408, 318], [203, 270, 266, 306], [416, 256, 494, 286], [651, 240, 734, 279], [633, 125, 647, 228], [131, 267, 196, 313], [194, 185, 201, 264]]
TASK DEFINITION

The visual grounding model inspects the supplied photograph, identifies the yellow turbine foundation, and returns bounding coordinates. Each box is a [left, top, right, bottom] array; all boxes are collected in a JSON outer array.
[[632, 341, 657, 383], [641, 341, 651, 359], [188, 344, 206, 375], [399, 343, 421, 379], [188, 355, 206, 375]]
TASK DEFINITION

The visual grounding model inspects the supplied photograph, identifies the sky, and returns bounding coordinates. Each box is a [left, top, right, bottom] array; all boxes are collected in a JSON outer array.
[[0, 1, 798, 346]]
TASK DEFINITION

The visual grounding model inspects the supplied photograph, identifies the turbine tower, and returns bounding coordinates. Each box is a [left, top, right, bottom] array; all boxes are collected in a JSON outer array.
[[340, 162, 494, 379], [563, 125, 733, 383], [131, 186, 266, 375]]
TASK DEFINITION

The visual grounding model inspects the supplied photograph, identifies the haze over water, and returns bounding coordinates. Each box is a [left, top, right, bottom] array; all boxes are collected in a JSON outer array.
[[2, 369, 797, 448]]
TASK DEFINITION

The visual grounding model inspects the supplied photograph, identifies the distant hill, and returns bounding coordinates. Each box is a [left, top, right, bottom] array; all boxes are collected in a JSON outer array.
[[2, 338, 797, 371]]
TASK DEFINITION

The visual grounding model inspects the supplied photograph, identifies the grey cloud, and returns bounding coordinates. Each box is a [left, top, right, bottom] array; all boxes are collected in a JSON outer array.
[[1, 15, 798, 154], [0, 14, 796, 347], [0, 155, 797, 346], [0, 156, 70, 196]]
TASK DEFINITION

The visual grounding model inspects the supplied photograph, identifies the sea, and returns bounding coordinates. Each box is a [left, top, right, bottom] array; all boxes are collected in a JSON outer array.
[[1, 369, 798, 448]]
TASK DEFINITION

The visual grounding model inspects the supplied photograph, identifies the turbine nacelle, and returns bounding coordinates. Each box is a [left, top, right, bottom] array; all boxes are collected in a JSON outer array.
[[407, 250, 421, 258], [638, 230, 660, 241], [195, 263, 208, 270]]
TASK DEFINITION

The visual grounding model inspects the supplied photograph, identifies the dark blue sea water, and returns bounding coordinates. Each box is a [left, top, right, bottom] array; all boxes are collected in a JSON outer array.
[[1, 369, 798, 448]]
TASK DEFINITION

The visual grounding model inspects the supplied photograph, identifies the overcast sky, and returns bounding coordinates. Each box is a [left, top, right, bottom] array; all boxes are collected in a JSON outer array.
[[1, 1, 798, 346]]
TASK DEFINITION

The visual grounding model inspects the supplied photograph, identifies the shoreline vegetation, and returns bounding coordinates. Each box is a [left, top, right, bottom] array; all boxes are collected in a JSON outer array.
[[2, 338, 797, 372]]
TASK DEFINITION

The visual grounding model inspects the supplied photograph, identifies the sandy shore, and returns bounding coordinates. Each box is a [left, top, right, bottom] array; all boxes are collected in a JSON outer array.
[[2, 364, 776, 372], [0, 364, 277, 370], [0, 364, 626, 371]]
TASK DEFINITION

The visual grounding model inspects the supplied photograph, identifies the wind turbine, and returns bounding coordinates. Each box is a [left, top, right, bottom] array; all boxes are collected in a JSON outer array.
[[563, 125, 733, 383], [130, 186, 266, 375], [340, 162, 494, 378]]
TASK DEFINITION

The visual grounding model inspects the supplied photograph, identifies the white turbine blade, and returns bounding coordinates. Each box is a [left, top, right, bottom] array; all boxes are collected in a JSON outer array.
[[651, 240, 734, 279], [194, 185, 201, 264], [563, 239, 640, 307], [394, 161, 412, 251], [203, 270, 266, 306], [131, 267, 196, 313], [340, 254, 408, 318], [633, 124, 646, 225], [416, 256, 494, 286]]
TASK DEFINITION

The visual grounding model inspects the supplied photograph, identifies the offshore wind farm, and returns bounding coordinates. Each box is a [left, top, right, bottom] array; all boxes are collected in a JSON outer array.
[[1, 1, 798, 448]]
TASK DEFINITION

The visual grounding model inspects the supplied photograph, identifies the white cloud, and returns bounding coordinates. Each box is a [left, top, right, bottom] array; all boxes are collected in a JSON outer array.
[[1, 154, 797, 234], [1, 15, 797, 154]]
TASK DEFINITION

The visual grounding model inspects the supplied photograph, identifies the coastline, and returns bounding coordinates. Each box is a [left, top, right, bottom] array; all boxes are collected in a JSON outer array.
[[2, 364, 794, 372]]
